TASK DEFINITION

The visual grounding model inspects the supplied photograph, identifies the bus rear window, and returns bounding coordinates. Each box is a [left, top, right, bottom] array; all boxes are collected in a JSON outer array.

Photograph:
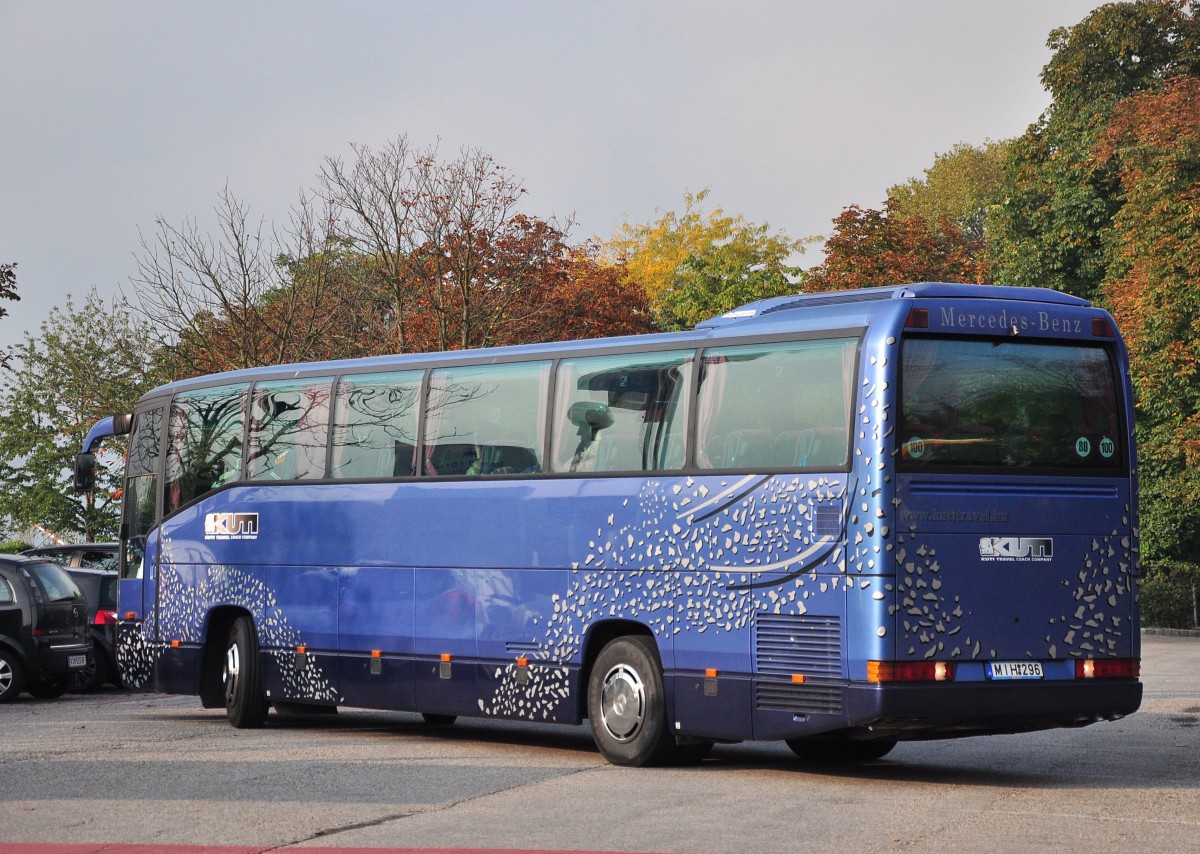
[[900, 337, 1123, 471]]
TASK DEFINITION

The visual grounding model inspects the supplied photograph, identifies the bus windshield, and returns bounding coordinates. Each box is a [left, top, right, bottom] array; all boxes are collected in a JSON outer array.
[[900, 337, 1123, 471]]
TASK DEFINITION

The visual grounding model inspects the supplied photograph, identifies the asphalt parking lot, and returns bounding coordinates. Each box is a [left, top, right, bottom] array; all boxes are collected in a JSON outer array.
[[1, 633, 1198, 854]]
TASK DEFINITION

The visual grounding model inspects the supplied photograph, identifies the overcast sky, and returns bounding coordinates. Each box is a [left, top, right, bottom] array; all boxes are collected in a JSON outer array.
[[1, 1, 1107, 354]]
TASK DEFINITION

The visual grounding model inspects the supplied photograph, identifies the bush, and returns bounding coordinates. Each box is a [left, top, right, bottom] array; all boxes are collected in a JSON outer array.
[[1140, 562, 1200, 629], [0, 539, 32, 554]]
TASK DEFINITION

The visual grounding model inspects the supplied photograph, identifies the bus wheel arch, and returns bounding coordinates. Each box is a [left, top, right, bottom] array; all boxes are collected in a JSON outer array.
[[585, 631, 676, 767], [200, 607, 249, 709]]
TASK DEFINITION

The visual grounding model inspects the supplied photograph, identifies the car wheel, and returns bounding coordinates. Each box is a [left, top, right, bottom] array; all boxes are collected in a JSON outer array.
[[70, 652, 109, 694], [27, 678, 69, 699], [0, 648, 25, 703], [223, 616, 268, 728], [785, 736, 897, 762], [587, 635, 676, 767]]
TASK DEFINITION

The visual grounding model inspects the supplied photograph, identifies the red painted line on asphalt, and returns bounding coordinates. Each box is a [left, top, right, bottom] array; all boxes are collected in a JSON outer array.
[[0, 846, 652, 854]]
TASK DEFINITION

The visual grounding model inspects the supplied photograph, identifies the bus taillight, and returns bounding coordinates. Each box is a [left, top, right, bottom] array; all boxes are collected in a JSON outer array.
[[1092, 316, 1115, 337], [1076, 658, 1139, 679], [905, 308, 929, 329], [867, 661, 954, 683]]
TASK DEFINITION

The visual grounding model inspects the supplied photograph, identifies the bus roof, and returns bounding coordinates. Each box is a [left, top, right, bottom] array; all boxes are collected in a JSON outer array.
[[141, 282, 1096, 399], [695, 282, 1091, 330]]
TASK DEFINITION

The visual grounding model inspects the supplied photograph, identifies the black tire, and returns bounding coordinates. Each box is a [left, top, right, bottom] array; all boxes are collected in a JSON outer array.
[[587, 635, 675, 767], [0, 648, 26, 703], [70, 651, 109, 694], [786, 736, 897, 763], [421, 713, 457, 725], [223, 616, 268, 728], [27, 678, 69, 699]]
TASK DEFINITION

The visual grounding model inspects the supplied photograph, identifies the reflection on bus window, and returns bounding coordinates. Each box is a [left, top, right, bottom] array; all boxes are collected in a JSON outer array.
[[695, 339, 855, 470], [424, 362, 550, 477], [247, 377, 333, 481], [331, 371, 422, 479], [551, 352, 692, 473], [165, 384, 246, 513], [901, 338, 1122, 470]]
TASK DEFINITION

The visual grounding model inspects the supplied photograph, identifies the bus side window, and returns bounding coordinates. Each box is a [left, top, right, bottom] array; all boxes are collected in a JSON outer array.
[[164, 384, 247, 514], [423, 362, 550, 478], [246, 377, 333, 481], [550, 352, 693, 473], [695, 339, 855, 471], [331, 371, 422, 479]]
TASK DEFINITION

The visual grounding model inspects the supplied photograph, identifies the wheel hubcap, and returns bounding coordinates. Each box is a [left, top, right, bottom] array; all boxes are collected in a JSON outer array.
[[0, 659, 11, 693], [224, 642, 241, 704], [600, 663, 646, 742]]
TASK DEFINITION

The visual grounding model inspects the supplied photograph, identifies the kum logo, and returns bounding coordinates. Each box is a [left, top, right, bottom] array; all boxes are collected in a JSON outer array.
[[979, 537, 1053, 562], [204, 512, 259, 540]]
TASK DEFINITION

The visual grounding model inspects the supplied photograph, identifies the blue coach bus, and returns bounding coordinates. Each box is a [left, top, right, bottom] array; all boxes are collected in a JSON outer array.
[[78, 283, 1141, 766]]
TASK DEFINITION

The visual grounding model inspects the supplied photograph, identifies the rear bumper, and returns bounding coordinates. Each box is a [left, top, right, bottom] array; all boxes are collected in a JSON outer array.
[[843, 678, 1143, 739], [35, 639, 92, 678]]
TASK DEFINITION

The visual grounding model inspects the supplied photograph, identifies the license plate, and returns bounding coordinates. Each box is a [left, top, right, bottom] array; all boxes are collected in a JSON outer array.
[[987, 661, 1044, 680], [67, 655, 88, 669]]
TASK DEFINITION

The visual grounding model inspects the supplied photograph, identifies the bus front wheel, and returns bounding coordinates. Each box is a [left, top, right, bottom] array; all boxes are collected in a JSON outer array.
[[223, 616, 268, 728], [587, 635, 675, 767]]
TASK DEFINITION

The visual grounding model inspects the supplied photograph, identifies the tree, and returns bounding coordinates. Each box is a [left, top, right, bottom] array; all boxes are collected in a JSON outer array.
[[887, 141, 1011, 243], [1095, 76, 1200, 574], [0, 291, 164, 542], [606, 189, 805, 330], [0, 262, 18, 318], [525, 245, 658, 343], [804, 204, 987, 292], [988, 0, 1200, 298], [320, 137, 564, 352], [131, 188, 365, 378]]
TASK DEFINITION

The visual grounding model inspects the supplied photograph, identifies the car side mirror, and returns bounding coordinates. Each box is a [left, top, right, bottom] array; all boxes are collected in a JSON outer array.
[[74, 453, 96, 493]]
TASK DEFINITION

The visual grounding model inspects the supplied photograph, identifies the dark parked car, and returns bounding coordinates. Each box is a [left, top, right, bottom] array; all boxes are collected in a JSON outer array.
[[63, 566, 121, 691], [0, 556, 93, 702], [23, 543, 119, 571]]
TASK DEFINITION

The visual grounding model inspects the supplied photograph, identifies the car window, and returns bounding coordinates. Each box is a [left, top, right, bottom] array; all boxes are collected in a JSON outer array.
[[80, 550, 118, 570], [0, 577, 13, 604], [24, 561, 82, 603]]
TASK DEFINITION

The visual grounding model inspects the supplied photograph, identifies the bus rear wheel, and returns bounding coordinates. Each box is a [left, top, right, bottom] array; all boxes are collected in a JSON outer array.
[[786, 736, 897, 763], [223, 616, 268, 728], [587, 635, 675, 767]]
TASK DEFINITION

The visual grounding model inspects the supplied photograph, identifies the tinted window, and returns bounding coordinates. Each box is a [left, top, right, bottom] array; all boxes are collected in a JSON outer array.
[[24, 562, 82, 603], [900, 338, 1123, 470], [127, 406, 164, 478], [696, 339, 855, 470], [247, 378, 333, 481], [551, 352, 692, 473], [165, 384, 246, 513], [331, 371, 422, 479], [425, 362, 550, 477], [79, 549, 118, 570], [0, 577, 13, 605]]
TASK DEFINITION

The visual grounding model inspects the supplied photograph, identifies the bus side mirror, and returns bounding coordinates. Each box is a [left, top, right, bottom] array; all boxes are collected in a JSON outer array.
[[74, 453, 96, 493]]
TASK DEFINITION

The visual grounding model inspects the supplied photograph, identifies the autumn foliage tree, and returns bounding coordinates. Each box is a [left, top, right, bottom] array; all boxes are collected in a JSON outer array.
[[607, 189, 803, 330], [1095, 76, 1200, 595], [804, 204, 988, 292]]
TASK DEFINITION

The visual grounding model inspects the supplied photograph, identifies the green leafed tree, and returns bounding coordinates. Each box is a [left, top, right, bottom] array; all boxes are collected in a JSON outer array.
[[988, 0, 1200, 298], [0, 291, 165, 542], [0, 262, 18, 317], [606, 189, 806, 331], [888, 141, 1012, 243]]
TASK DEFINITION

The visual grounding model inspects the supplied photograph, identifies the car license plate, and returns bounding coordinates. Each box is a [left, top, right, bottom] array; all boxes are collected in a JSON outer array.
[[987, 661, 1044, 680], [67, 655, 88, 669]]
